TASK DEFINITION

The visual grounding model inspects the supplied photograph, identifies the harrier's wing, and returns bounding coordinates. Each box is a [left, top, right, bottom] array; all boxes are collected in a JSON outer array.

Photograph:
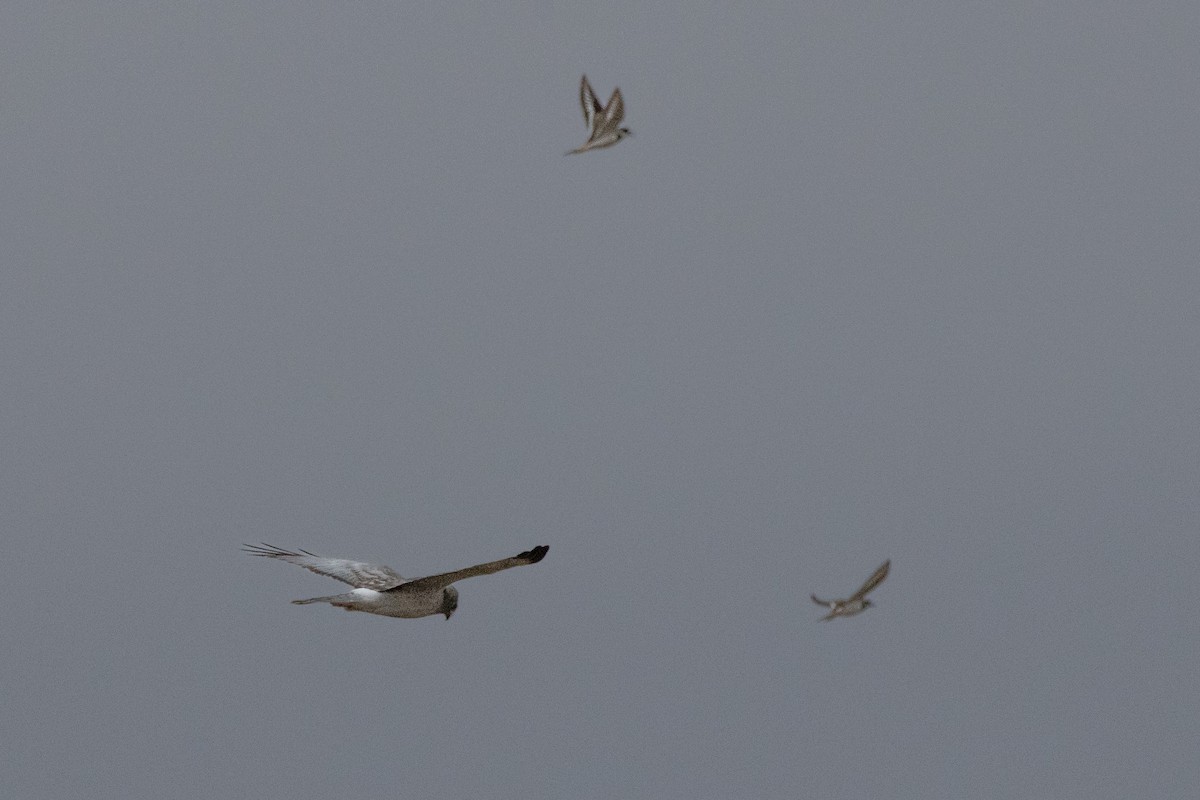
[[243, 544, 406, 590], [580, 75, 601, 130], [393, 545, 548, 593], [849, 559, 890, 601], [811, 594, 833, 607], [596, 87, 625, 134]]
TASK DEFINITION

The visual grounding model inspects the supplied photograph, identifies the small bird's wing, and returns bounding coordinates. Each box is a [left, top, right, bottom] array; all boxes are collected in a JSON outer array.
[[598, 87, 625, 132], [811, 594, 832, 607], [579, 75, 600, 131], [849, 559, 890, 601], [243, 544, 406, 590], [393, 545, 549, 593]]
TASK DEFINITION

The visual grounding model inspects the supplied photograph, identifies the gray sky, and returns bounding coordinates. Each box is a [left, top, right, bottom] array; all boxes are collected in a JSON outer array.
[[3, 3, 1198, 798]]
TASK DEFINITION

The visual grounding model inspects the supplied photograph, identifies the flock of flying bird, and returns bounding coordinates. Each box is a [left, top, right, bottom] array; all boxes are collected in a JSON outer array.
[[245, 76, 891, 624]]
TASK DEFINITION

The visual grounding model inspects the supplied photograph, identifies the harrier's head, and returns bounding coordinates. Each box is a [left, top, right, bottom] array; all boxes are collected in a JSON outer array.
[[441, 587, 459, 620]]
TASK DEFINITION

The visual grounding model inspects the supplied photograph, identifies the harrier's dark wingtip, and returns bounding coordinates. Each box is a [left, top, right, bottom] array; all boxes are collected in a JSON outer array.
[[520, 545, 549, 564], [243, 543, 287, 557], [242, 543, 318, 559]]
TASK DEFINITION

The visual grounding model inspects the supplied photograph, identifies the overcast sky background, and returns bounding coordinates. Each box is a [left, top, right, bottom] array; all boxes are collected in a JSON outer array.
[[3, 3, 1198, 799]]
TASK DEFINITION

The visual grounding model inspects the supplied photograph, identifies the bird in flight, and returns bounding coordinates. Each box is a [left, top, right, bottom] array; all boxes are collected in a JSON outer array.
[[811, 560, 890, 621], [567, 74, 631, 154], [244, 543, 548, 620]]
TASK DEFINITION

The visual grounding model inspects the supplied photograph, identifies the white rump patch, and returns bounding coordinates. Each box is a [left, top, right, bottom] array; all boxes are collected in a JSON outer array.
[[352, 588, 382, 601]]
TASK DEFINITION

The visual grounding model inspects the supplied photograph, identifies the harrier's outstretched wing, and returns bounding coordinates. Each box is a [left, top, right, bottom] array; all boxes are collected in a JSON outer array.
[[242, 544, 406, 591], [849, 559, 890, 602], [810, 594, 832, 607], [580, 75, 601, 131], [393, 545, 548, 593], [598, 87, 625, 132]]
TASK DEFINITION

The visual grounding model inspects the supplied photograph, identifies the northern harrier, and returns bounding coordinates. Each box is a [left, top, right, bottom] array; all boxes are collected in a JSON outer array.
[[244, 543, 549, 620], [811, 560, 890, 621], [567, 74, 631, 154]]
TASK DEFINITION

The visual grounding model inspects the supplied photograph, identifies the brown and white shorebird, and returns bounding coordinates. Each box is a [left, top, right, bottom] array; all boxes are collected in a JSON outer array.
[[244, 543, 548, 620], [811, 560, 890, 621], [567, 74, 631, 155]]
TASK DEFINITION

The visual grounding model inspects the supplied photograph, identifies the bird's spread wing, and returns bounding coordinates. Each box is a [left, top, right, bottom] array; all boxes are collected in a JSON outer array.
[[599, 87, 625, 132], [580, 75, 600, 131], [810, 594, 832, 607], [392, 545, 549, 593], [243, 544, 406, 590], [849, 559, 890, 601]]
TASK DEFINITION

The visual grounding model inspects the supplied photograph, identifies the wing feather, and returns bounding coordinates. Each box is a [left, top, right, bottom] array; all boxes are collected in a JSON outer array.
[[243, 544, 406, 590]]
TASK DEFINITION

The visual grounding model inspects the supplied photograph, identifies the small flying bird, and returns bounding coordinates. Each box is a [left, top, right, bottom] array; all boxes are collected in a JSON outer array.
[[811, 559, 890, 621], [567, 74, 631, 155], [244, 543, 549, 620]]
